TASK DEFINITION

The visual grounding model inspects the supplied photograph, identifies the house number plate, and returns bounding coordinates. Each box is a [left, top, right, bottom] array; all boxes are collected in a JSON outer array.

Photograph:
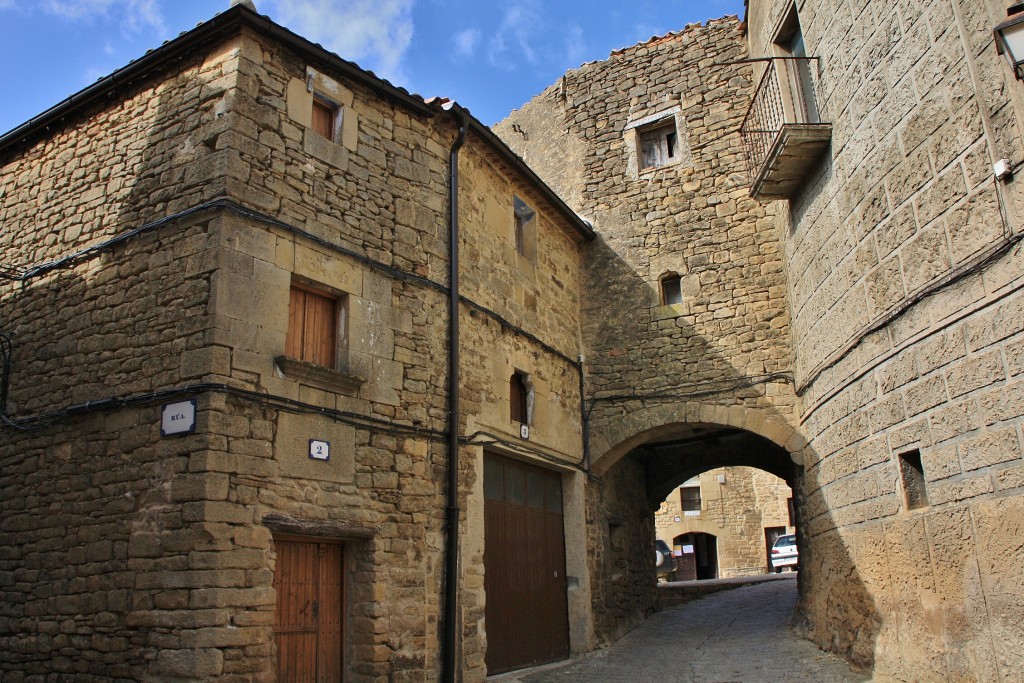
[[309, 439, 330, 461]]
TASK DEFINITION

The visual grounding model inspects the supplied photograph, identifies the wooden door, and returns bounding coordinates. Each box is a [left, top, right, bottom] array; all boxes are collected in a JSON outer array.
[[483, 453, 570, 674], [273, 538, 343, 682]]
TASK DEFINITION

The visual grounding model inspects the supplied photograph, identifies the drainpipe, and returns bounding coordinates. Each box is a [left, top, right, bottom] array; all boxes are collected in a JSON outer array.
[[578, 355, 590, 473], [441, 107, 467, 683]]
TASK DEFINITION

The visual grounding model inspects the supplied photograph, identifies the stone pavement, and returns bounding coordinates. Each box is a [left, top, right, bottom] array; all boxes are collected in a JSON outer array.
[[494, 575, 871, 682]]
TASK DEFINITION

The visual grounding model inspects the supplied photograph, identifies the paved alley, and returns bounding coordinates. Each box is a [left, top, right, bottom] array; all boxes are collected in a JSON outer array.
[[497, 575, 870, 682]]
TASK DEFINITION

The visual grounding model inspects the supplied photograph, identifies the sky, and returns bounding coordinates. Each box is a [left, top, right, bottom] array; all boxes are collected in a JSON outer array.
[[0, 0, 745, 135]]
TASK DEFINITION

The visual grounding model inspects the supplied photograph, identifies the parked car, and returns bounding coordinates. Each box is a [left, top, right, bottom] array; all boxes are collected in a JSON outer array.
[[770, 534, 798, 572], [656, 539, 677, 580]]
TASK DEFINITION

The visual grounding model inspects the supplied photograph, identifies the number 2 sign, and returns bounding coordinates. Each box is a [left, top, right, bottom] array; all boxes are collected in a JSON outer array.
[[308, 439, 330, 461]]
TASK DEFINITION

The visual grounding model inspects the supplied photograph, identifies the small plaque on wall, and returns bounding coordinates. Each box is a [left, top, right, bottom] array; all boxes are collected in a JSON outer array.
[[520, 424, 530, 440], [160, 400, 196, 436], [309, 439, 330, 461]]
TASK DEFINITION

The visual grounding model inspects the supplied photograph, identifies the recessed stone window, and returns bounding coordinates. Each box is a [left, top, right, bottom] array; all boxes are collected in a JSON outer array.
[[513, 196, 537, 261], [897, 449, 929, 511], [287, 279, 343, 369], [639, 121, 680, 170], [276, 277, 362, 395], [660, 272, 683, 305], [311, 95, 339, 141], [510, 370, 530, 424], [624, 106, 692, 177], [286, 67, 359, 167], [681, 485, 701, 513]]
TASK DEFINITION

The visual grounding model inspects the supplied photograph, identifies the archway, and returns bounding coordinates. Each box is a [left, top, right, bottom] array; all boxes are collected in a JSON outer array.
[[584, 412, 806, 645]]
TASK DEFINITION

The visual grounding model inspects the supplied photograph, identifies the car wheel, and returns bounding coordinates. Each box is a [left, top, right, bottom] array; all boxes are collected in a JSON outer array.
[[775, 567, 782, 574]]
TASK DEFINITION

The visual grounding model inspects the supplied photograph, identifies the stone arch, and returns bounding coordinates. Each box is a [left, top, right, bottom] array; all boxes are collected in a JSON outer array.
[[589, 402, 805, 478]]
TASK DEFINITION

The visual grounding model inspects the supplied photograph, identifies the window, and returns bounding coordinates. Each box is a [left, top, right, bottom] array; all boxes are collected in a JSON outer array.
[[775, 4, 819, 124], [660, 273, 683, 305], [513, 196, 536, 259], [311, 96, 338, 141], [639, 121, 680, 170], [287, 280, 341, 369], [681, 485, 701, 513], [897, 449, 929, 511], [510, 371, 528, 423]]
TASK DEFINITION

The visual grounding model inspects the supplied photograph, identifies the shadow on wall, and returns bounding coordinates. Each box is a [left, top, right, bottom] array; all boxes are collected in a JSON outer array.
[[579, 234, 883, 669], [0, 46, 248, 679]]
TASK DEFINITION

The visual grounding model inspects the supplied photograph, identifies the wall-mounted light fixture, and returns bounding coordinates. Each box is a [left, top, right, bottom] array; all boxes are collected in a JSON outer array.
[[995, 3, 1024, 80]]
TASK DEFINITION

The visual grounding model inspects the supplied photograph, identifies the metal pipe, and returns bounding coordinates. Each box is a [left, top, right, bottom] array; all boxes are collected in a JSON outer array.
[[578, 355, 590, 473], [441, 108, 467, 683]]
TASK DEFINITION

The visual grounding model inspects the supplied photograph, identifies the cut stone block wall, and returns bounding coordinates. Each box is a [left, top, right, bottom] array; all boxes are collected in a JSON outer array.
[[745, 0, 1024, 678]]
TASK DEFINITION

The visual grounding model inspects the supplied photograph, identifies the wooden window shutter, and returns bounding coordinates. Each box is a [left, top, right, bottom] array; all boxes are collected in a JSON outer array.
[[312, 98, 335, 141], [287, 283, 338, 369]]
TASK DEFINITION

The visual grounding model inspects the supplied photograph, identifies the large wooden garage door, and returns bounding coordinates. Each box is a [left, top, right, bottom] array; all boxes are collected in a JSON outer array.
[[273, 537, 343, 682], [484, 453, 569, 674]]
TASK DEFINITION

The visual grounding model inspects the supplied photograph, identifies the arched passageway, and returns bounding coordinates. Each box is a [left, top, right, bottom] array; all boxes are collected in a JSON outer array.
[[584, 413, 808, 645]]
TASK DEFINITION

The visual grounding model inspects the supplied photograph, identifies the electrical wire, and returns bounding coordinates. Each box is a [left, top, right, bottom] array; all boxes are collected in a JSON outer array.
[[0, 382, 448, 440], [0, 198, 583, 372]]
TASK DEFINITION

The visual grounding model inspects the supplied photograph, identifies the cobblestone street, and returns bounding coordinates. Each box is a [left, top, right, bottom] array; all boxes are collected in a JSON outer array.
[[496, 576, 871, 682]]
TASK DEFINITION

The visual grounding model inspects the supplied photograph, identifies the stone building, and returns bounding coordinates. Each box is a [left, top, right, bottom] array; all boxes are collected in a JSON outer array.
[[498, 0, 1024, 680], [0, 5, 596, 681], [655, 467, 794, 579], [5, 0, 1024, 680]]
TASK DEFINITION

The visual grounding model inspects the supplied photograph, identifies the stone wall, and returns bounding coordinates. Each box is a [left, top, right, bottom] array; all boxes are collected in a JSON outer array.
[[747, 0, 1024, 678]]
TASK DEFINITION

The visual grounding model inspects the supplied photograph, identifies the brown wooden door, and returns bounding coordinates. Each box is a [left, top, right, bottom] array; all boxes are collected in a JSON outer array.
[[483, 453, 570, 674], [273, 538, 343, 682]]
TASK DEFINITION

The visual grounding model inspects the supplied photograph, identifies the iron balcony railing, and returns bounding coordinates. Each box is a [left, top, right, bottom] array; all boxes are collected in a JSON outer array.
[[739, 56, 825, 186]]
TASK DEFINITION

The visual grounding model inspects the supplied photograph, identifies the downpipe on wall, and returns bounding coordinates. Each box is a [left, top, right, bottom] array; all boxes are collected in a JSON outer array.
[[441, 107, 467, 683]]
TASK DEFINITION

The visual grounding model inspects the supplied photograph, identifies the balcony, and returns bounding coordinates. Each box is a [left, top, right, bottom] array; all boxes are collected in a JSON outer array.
[[740, 57, 831, 201]]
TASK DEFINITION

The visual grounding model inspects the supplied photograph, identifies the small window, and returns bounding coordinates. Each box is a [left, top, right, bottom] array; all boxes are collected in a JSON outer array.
[[510, 370, 528, 423], [639, 121, 680, 170], [681, 485, 701, 512], [660, 273, 683, 305], [513, 196, 536, 258], [312, 96, 337, 141], [897, 449, 929, 511], [287, 280, 341, 369]]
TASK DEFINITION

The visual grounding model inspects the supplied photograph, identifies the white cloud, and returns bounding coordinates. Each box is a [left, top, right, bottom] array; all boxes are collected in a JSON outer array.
[[564, 24, 585, 67], [38, 0, 164, 32], [453, 27, 480, 58], [486, 0, 543, 70], [267, 0, 415, 84]]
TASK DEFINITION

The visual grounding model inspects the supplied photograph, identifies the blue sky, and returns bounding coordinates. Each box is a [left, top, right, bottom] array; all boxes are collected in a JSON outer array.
[[0, 0, 744, 134]]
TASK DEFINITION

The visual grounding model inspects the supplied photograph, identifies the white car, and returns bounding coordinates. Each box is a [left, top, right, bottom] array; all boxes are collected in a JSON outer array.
[[770, 534, 798, 572]]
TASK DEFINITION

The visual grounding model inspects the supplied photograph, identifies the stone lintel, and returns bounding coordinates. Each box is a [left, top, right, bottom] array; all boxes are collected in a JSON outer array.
[[262, 512, 376, 539]]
